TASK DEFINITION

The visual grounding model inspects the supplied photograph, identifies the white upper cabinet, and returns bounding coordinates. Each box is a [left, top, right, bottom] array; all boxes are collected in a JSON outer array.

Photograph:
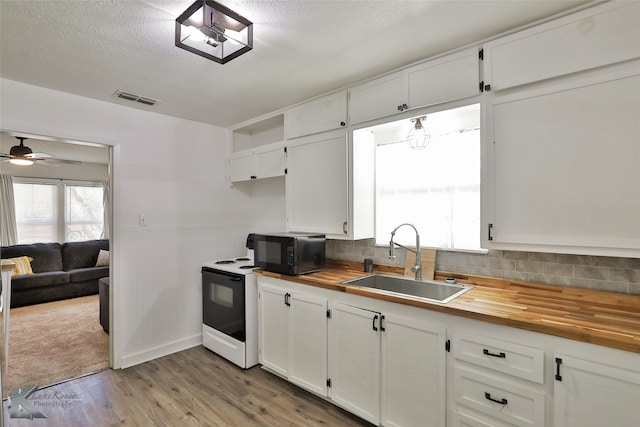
[[230, 114, 286, 182], [349, 72, 407, 125], [482, 1, 640, 91], [350, 47, 480, 125], [406, 47, 480, 110], [286, 128, 374, 240], [285, 91, 347, 139], [286, 130, 349, 237], [228, 151, 255, 183], [229, 142, 285, 182], [484, 64, 640, 257]]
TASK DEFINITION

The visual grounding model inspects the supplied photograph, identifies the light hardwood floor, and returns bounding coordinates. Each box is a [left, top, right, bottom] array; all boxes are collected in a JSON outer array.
[[4, 346, 373, 426]]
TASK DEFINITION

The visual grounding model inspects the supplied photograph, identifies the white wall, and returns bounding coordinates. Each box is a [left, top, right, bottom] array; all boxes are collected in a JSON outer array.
[[0, 78, 285, 368]]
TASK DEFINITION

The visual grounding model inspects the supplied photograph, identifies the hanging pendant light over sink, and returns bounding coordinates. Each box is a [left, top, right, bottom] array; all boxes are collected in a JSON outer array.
[[407, 116, 430, 149]]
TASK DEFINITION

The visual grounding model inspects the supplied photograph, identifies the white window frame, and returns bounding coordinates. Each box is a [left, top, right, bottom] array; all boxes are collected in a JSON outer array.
[[363, 100, 484, 253], [13, 177, 104, 244]]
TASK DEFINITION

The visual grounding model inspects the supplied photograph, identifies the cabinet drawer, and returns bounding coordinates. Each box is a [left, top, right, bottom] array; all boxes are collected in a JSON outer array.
[[453, 406, 516, 427], [453, 329, 544, 383], [454, 367, 545, 427]]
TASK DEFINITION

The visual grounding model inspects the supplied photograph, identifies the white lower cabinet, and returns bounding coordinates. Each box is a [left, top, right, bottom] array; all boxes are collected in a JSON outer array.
[[553, 354, 640, 427], [257, 281, 328, 396], [453, 408, 515, 427], [258, 276, 448, 426], [258, 277, 640, 427], [451, 328, 546, 427], [258, 282, 289, 377], [288, 291, 328, 395], [453, 367, 545, 427], [380, 312, 448, 427], [328, 302, 382, 424], [327, 301, 448, 426]]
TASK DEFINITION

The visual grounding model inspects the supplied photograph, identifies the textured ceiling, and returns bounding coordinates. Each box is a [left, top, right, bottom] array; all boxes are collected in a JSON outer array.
[[0, 0, 590, 128]]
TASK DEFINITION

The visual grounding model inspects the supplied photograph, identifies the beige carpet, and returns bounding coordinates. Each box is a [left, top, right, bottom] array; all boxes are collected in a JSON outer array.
[[5, 295, 109, 394]]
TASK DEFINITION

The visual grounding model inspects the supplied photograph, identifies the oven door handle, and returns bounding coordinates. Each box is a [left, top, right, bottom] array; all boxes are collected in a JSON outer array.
[[229, 277, 241, 281]]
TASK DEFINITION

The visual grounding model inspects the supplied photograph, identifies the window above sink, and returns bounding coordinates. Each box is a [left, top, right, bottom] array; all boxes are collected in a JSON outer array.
[[353, 103, 481, 252]]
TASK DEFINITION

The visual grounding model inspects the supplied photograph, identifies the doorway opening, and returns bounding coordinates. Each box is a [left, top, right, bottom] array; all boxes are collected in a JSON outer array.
[[0, 130, 113, 396]]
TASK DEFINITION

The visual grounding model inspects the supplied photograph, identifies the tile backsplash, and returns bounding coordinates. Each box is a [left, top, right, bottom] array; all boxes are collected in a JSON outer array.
[[326, 239, 640, 295]]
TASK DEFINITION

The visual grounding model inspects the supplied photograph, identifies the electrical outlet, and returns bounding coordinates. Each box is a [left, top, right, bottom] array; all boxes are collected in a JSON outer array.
[[139, 213, 148, 226]]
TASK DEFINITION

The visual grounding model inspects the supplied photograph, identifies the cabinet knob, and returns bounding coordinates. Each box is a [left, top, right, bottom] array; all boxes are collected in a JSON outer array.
[[250, 175, 257, 180], [340, 121, 346, 127]]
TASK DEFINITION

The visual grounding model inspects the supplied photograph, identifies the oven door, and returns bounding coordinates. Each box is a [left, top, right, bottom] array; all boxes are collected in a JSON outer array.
[[202, 267, 245, 342]]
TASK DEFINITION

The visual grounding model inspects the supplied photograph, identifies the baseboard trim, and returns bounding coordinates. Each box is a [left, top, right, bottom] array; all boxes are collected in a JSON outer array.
[[120, 333, 202, 369]]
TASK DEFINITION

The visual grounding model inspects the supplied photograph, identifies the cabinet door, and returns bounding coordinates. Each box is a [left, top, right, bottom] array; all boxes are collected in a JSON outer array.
[[349, 72, 406, 124], [286, 130, 348, 236], [483, 2, 640, 91], [328, 302, 381, 425], [407, 47, 480, 109], [554, 355, 640, 427], [230, 144, 285, 182], [255, 145, 285, 179], [258, 284, 289, 377], [485, 68, 640, 256], [285, 91, 347, 139], [381, 314, 447, 427], [289, 292, 328, 396], [229, 152, 255, 182]]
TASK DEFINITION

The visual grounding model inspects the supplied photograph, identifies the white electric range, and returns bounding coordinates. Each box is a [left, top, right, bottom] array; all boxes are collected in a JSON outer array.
[[201, 235, 259, 369]]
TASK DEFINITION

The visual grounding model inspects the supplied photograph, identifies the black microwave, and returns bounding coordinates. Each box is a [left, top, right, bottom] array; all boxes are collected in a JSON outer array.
[[254, 233, 326, 275]]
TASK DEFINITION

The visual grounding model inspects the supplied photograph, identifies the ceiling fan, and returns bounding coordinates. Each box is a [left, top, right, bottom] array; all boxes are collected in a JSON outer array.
[[0, 137, 82, 166]]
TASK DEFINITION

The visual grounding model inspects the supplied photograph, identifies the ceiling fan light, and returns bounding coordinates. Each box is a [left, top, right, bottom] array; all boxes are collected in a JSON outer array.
[[10, 139, 33, 157], [10, 158, 34, 166]]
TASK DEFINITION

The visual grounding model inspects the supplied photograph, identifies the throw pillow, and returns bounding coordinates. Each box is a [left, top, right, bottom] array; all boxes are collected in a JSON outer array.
[[95, 249, 110, 267], [9, 256, 34, 276]]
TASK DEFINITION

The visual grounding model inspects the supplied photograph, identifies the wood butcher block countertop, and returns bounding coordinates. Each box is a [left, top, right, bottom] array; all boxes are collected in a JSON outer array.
[[255, 260, 640, 354]]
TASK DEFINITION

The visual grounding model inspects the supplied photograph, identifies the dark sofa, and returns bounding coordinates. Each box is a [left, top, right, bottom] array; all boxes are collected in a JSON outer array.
[[1, 239, 109, 308]]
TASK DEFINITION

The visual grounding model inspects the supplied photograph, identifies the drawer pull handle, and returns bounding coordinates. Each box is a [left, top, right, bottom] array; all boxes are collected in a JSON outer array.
[[485, 392, 507, 405], [483, 349, 506, 358]]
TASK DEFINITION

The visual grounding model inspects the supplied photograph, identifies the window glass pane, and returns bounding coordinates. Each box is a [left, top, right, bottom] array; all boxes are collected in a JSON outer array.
[[365, 103, 481, 251], [13, 183, 57, 243], [65, 185, 104, 241]]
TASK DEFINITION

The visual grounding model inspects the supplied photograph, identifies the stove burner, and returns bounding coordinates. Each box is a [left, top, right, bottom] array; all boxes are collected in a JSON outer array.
[[215, 260, 235, 265], [236, 257, 250, 261], [239, 265, 257, 269]]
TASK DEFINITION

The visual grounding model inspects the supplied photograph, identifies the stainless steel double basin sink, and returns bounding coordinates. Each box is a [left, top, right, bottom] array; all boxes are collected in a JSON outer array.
[[342, 274, 473, 303]]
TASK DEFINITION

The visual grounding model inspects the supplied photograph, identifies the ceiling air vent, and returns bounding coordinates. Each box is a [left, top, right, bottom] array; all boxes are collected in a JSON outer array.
[[113, 90, 160, 106]]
